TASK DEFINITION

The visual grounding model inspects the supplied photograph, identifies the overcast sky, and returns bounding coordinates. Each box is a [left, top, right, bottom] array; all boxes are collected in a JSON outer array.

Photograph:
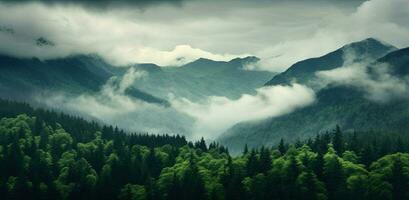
[[0, 0, 408, 71]]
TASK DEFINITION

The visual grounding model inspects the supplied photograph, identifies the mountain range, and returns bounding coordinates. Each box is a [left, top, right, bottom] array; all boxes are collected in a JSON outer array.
[[1, 37, 409, 153], [265, 38, 397, 89], [129, 56, 275, 102], [219, 38, 409, 153], [0, 51, 273, 136]]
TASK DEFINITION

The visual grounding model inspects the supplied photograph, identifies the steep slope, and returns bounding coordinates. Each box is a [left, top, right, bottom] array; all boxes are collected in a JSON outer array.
[[131, 56, 276, 102], [0, 54, 167, 105], [220, 46, 409, 154], [377, 47, 409, 76], [220, 86, 409, 153], [265, 38, 397, 89]]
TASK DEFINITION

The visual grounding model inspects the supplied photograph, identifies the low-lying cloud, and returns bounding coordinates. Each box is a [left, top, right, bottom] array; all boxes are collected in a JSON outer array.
[[40, 66, 316, 140], [172, 84, 316, 139], [317, 56, 409, 103], [40, 67, 195, 135]]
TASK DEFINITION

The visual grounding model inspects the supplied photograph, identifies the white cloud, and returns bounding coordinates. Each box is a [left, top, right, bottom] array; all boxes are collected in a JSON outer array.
[[132, 45, 246, 66], [39, 66, 315, 140], [171, 84, 315, 139], [0, 2, 244, 66], [317, 59, 409, 103], [40, 67, 195, 134], [2, 0, 408, 70], [253, 0, 409, 72]]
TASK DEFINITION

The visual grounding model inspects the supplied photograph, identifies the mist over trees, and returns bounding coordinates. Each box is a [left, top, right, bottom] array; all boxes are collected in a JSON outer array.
[[1, 99, 409, 200]]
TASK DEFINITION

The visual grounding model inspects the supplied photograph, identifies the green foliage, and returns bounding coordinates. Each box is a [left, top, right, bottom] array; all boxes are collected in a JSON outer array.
[[1, 101, 409, 199], [118, 184, 147, 200]]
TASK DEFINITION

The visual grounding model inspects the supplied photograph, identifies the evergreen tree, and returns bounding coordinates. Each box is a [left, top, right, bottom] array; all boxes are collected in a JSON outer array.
[[278, 138, 287, 155], [332, 125, 344, 155]]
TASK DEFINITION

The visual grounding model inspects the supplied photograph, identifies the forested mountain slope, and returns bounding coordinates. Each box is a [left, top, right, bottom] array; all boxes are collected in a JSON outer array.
[[0, 54, 167, 105], [131, 56, 276, 102], [1, 100, 409, 200], [264, 38, 396, 89], [220, 44, 409, 154]]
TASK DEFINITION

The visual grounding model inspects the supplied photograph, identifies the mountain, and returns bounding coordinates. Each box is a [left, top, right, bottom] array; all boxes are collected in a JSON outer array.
[[265, 38, 397, 89], [219, 45, 409, 154], [130, 56, 276, 102], [0, 54, 167, 105], [377, 47, 409, 76]]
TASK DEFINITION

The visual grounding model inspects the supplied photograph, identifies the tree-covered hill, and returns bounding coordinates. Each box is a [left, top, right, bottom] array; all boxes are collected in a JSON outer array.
[[1, 100, 409, 200], [219, 85, 409, 153], [0, 54, 167, 106], [220, 43, 409, 154]]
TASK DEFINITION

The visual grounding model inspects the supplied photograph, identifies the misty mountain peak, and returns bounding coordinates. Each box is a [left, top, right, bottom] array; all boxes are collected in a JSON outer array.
[[192, 57, 219, 64], [265, 38, 397, 87], [229, 56, 260, 64], [341, 37, 397, 57]]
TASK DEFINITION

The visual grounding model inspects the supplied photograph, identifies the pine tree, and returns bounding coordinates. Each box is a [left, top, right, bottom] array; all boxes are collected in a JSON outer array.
[[390, 155, 409, 200], [278, 138, 287, 155], [246, 150, 258, 176], [243, 144, 249, 155], [258, 147, 272, 173], [332, 125, 344, 155]]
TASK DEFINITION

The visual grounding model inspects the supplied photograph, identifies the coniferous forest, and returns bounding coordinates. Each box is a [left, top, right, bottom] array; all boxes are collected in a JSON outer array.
[[0, 99, 409, 200]]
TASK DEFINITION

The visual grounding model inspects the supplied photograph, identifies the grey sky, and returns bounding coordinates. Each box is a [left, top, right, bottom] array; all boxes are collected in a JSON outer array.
[[0, 0, 408, 72]]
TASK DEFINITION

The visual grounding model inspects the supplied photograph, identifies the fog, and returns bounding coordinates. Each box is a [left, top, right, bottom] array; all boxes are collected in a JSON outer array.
[[172, 84, 315, 139], [40, 67, 315, 140], [40, 68, 195, 135], [317, 48, 409, 103]]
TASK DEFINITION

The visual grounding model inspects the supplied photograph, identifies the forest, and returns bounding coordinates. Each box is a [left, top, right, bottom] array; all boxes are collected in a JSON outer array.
[[1, 99, 409, 200]]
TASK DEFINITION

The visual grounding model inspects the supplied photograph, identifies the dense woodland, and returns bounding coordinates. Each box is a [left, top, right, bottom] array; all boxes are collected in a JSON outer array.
[[1, 99, 409, 200]]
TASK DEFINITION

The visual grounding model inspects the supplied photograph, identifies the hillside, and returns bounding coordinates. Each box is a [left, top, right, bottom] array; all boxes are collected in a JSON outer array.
[[0, 54, 167, 105], [264, 38, 396, 89], [130, 56, 275, 102], [220, 85, 409, 153], [220, 44, 409, 153]]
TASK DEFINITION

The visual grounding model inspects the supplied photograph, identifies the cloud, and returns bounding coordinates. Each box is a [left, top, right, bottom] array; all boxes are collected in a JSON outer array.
[[130, 45, 246, 66], [252, 0, 409, 72], [38, 64, 316, 140], [0, 2, 244, 66], [40, 67, 195, 135], [316, 50, 409, 103], [0, 0, 406, 70], [171, 84, 316, 139], [2, 0, 404, 69], [39, 66, 315, 140]]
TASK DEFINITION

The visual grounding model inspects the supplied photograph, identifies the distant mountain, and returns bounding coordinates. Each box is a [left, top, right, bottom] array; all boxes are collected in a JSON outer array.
[[219, 45, 409, 154], [265, 38, 397, 89], [0, 54, 167, 105], [131, 56, 276, 102]]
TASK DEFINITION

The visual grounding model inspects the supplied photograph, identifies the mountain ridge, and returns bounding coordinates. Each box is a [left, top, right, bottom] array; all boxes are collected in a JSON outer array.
[[219, 43, 409, 154], [264, 38, 397, 88]]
